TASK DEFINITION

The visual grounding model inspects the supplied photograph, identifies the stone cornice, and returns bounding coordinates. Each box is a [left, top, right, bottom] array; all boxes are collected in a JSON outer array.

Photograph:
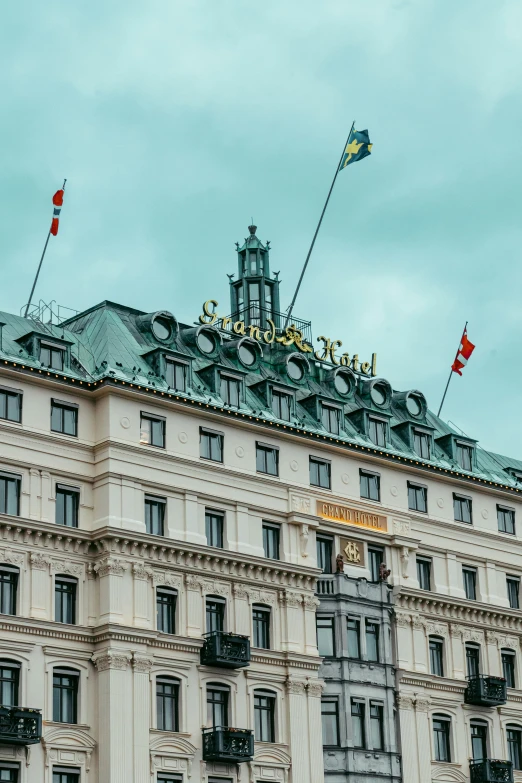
[[249, 650, 321, 672]]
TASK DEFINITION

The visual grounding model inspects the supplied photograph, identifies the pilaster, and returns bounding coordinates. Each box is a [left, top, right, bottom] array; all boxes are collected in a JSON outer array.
[[92, 650, 133, 783], [94, 557, 128, 624]]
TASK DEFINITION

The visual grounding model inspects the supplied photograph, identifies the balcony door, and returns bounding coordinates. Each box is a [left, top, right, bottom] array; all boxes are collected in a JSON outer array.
[[207, 685, 229, 728], [0, 661, 19, 707], [470, 721, 488, 761]]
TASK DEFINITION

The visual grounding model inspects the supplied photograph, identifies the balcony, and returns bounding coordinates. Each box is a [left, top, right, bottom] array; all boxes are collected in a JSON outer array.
[[200, 631, 250, 669], [202, 727, 254, 763], [470, 760, 513, 783], [465, 675, 507, 706], [0, 706, 42, 745]]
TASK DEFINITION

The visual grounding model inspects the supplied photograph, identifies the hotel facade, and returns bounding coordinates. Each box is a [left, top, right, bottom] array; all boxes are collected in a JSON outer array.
[[0, 226, 521, 783]]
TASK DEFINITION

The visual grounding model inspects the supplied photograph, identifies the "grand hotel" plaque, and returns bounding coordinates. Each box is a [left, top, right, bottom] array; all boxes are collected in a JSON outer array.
[[316, 501, 387, 533]]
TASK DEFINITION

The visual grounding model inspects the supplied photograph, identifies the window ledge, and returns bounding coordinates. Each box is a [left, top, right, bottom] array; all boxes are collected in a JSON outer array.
[[43, 720, 91, 730]]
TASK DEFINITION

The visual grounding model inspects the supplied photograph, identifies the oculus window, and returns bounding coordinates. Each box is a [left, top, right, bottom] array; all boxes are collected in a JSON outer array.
[[287, 357, 304, 381], [200, 428, 223, 462], [238, 343, 256, 367], [310, 457, 331, 489], [196, 331, 216, 355], [0, 388, 21, 423]]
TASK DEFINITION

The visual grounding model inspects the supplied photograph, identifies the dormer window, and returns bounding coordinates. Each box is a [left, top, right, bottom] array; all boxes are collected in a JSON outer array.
[[321, 404, 341, 436], [414, 429, 431, 459], [369, 417, 386, 447], [40, 342, 64, 370], [220, 374, 241, 408], [272, 389, 292, 422], [456, 442, 473, 471], [166, 359, 187, 392]]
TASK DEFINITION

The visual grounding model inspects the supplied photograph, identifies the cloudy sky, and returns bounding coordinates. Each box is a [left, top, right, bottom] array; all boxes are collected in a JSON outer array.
[[2, 0, 521, 456]]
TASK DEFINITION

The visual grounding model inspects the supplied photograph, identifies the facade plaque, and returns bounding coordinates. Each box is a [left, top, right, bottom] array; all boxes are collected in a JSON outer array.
[[340, 538, 365, 567], [317, 501, 387, 533]]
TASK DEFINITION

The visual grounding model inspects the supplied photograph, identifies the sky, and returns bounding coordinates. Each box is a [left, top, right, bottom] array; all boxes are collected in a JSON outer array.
[[1, 0, 522, 457]]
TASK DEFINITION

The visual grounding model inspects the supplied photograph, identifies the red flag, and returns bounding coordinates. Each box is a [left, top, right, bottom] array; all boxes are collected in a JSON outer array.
[[451, 328, 475, 376], [50, 189, 65, 236]]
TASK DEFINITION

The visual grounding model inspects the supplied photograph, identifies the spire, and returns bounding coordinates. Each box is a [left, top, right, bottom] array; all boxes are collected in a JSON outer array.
[[229, 224, 281, 329]]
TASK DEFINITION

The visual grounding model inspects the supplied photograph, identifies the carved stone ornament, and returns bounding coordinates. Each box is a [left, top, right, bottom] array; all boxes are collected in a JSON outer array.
[[30, 552, 50, 571], [426, 622, 449, 637], [280, 591, 303, 608], [132, 562, 153, 581], [393, 519, 410, 535], [400, 547, 410, 578], [411, 616, 426, 631], [291, 495, 311, 514], [395, 613, 411, 628], [306, 680, 324, 697], [300, 524, 309, 557], [94, 558, 128, 578], [233, 583, 250, 600], [245, 587, 278, 606], [185, 574, 204, 591], [286, 678, 306, 695], [415, 697, 431, 713], [488, 632, 519, 649], [450, 624, 464, 639], [461, 628, 483, 644], [51, 560, 84, 578], [153, 571, 182, 590], [202, 579, 230, 598], [303, 595, 320, 611], [0, 548, 24, 567], [397, 695, 415, 711], [132, 655, 154, 673], [92, 651, 132, 671]]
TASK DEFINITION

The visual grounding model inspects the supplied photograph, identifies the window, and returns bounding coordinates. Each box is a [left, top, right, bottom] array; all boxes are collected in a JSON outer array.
[[463, 566, 477, 601], [256, 443, 279, 476], [317, 535, 333, 574], [454, 494, 472, 524], [220, 375, 240, 408], [145, 495, 166, 536], [166, 360, 187, 392], [351, 700, 365, 748], [498, 505, 516, 535], [51, 400, 78, 437], [456, 442, 473, 471], [263, 522, 280, 560], [0, 565, 18, 615], [370, 703, 384, 750], [368, 417, 386, 447], [310, 457, 331, 489], [40, 343, 64, 370], [271, 390, 292, 422], [507, 725, 522, 770], [56, 486, 79, 528], [368, 547, 384, 583], [413, 430, 430, 459], [206, 596, 225, 633], [0, 766, 19, 783], [365, 620, 379, 662], [200, 428, 223, 462], [507, 576, 520, 610], [321, 404, 340, 435], [433, 715, 451, 762], [321, 699, 339, 746], [317, 616, 335, 657], [140, 413, 165, 448], [254, 689, 276, 742], [0, 661, 19, 706], [429, 637, 444, 677], [252, 605, 270, 649], [158, 777, 182, 783], [52, 770, 80, 783], [157, 588, 177, 634], [466, 643, 480, 678], [347, 617, 361, 659], [0, 388, 21, 423], [408, 482, 427, 513], [417, 557, 432, 591], [0, 473, 20, 516], [205, 510, 224, 548], [470, 721, 488, 761], [207, 684, 229, 727], [502, 649, 516, 688], [55, 577, 77, 624], [53, 668, 78, 724], [360, 470, 380, 502], [156, 676, 179, 731]]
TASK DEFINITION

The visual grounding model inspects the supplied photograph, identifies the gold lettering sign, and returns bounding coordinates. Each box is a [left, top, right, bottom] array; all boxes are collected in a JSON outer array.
[[340, 538, 365, 567], [317, 501, 387, 533], [199, 301, 376, 376]]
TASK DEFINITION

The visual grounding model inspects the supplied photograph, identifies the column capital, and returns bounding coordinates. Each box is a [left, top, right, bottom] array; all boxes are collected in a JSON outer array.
[[92, 650, 132, 671], [94, 557, 128, 578]]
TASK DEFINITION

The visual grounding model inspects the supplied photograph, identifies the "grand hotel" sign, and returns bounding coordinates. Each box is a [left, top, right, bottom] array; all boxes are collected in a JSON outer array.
[[317, 501, 387, 533]]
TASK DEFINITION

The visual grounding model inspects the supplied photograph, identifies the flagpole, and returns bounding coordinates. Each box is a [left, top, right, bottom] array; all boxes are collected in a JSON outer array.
[[437, 321, 467, 417], [23, 179, 66, 319], [284, 121, 355, 329]]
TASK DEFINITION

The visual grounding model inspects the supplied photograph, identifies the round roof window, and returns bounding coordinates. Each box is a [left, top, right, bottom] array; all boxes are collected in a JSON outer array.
[[287, 357, 304, 381], [406, 394, 422, 416], [152, 315, 172, 342], [197, 331, 216, 355], [334, 372, 352, 395], [238, 343, 256, 367], [371, 383, 387, 406]]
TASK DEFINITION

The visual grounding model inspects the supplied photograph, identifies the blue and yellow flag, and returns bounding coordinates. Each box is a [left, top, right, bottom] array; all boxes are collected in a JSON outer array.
[[339, 128, 372, 170]]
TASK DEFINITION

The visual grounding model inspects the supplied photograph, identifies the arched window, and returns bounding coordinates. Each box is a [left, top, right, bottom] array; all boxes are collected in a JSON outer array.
[[252, 605, 271, 650], [53, 667, 79, 724], [507, 724, 522, 770], [0, 564, 19, 616], [254, 689, 276, 743], [429, 636, 444, 677], [206, 683, 230, 728], [156, 588, 177, 635], [54, 575, 77, 625], [0, 659, 20, 707], [470, 720, 488, 762], [433, 713, 451, 762], [206, 596, 225, 634], [502, 649, 516, 689], [156, 676, 179, 732]]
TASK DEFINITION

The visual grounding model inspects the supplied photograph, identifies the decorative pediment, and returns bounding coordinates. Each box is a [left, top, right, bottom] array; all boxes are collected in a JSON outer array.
[[253, 744, 291, 766], [431, 763, 467, 782], [42, 726, 96, 772], [149, 733, 197, 757]]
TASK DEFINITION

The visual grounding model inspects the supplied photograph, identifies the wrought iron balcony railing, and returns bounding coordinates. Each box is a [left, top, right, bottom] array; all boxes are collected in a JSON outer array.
[[0, 706, 42, 745], [200, 631, 251, 669], [225, 305, 313, 345], [202, 726, 254, 763], [470, 759, 513, 783], [465, 675, 507, 706]]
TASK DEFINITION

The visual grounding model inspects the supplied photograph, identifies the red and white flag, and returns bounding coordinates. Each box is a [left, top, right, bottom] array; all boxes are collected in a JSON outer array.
[[50, 188, 65, 236], [451, 327, 475, 376]]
